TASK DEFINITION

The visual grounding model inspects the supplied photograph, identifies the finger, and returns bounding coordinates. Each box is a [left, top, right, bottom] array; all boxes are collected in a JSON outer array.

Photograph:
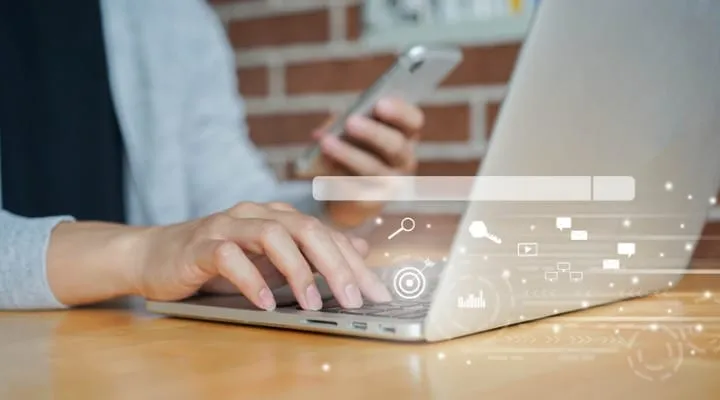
[[319, 135, 393, 176], [344, 115, 413, 167], [332, 231, 392, 303], [197, 240, 276, 311], [280, 215, 364, 309], [374, 97, 424, 135], [208, 216, 323, 311]]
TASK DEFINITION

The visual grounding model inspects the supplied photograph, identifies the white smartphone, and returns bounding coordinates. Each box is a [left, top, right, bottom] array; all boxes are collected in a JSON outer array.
[[293, 44, 464, 176]]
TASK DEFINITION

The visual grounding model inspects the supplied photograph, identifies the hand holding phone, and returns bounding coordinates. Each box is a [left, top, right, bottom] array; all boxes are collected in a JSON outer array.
[[293, 45, 463, 178]]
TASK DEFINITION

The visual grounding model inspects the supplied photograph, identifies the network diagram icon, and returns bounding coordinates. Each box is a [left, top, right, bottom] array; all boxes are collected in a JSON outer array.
[[545, 262, 583, 283]]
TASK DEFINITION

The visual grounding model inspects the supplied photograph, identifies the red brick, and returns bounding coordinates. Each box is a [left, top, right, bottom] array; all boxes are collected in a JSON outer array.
[[442, 43, 522, 87], [486, 101, 502, 138], [237, 67, 268, 97], [286, 54, 396, 94], [248, 112, 327, 146], [228, 10, 329, 49], [416, 160, 480, 176], [422, 105, 470, 142], [346, 5, 362, 40]]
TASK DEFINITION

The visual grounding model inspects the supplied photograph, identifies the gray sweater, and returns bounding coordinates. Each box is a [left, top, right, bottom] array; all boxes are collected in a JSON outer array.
[[0, 0, 320, 310]]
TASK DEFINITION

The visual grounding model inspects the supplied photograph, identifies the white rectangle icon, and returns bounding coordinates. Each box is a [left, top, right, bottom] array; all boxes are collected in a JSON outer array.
[[603, 259, 620, 270], [517, 243, 538, 257], [311, 176, 636, 202], [570, 230, 588, 241]]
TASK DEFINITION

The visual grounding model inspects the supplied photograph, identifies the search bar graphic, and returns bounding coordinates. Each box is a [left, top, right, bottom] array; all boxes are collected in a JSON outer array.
[[311, 176, 635, 202]]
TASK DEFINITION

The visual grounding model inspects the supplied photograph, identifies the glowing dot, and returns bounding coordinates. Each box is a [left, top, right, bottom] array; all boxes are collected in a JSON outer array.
[[691, 350, 697, 356], [501, 270, 511, 279], [530, 225, 536, 231], [459, 247, 466, 254], [685, 243, 694, 252], [581, 301, 589, 308], [660, 252, 665, 258], [384, 252, 390, 257], [631, 276, 639, 285], [442, 256, 448, 262], [650, 324, 659, 332], [609, 282, 615, 288], [667, 309, 673, 314], [483, 255, 489, 261], [466, 360, 472, 365], [553, 309, 558, 314], [426, 223, 432, 229], [437, 352, 446, 360], [710, 197, 717, 205], [695, 324, 704, 332], [552, 324, 561, 334], [322, 363, 331, 372], [665, 181, 674, 191], [619, 307, 624, 312], [704, 291, 712, 299], [519, 315, 525, 320], [614, 329, 620, 334], [668, 281, 673, 287], [375, 217, 383, 225], [521, 279, 527, 284], [680, 223, 686, 229], [622, 219, 632, 228], [688, 194, 694, 200]]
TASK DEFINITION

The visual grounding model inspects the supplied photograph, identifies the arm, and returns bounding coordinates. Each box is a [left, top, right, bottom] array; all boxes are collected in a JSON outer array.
[[175, 1, 422, 229], [0, 210, 72, 309]]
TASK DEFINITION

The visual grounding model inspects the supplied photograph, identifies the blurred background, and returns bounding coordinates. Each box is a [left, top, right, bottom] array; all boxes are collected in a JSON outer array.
[[208, 0, 537, 181]]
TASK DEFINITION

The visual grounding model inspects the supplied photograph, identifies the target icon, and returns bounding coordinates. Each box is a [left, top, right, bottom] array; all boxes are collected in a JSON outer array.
[[393, 266, 427, 300]]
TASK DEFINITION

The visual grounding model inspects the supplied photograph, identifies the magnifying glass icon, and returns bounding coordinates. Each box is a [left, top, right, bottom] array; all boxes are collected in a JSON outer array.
[[388, 217, 416, 240]]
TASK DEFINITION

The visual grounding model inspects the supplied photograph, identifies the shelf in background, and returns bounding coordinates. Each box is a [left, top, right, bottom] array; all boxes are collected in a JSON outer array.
[[361, 13, 533, 49]]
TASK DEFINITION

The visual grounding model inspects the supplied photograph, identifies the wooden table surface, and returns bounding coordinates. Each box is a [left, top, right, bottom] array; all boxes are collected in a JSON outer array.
[[2, 215, 720, 399]]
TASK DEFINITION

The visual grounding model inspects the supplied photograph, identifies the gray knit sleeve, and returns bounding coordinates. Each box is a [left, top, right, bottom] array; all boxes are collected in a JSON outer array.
[[0, 210, 73, 310]]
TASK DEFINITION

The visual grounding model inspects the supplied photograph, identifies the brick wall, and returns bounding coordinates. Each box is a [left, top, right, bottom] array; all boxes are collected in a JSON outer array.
[[210, 0, 520, 180]]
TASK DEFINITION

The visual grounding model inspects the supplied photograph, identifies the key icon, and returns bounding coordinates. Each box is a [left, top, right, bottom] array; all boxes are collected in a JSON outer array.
[[468, 221, 502, 244]]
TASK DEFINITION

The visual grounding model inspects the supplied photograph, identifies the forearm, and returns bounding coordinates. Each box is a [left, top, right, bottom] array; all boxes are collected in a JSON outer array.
[[46, 221, 149, 306]]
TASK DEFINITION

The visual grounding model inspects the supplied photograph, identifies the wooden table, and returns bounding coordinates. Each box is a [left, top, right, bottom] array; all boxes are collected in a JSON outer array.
[[2, 215, 720, 399]]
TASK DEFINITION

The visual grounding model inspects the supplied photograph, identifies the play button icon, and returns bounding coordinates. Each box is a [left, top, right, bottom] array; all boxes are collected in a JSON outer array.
[[517, 242, 539, 257]]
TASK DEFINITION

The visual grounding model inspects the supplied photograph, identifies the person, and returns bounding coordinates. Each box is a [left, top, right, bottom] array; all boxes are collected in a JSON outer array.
[[0, 0, 424, 311]]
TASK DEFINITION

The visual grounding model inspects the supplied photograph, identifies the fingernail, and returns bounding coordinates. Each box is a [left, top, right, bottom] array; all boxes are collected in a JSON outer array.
[[305, 285, 323, 310], [346, 115, 365, 130], [259, 287, 276, 311], [321, 135, 340, 149], [344, 284, 363, 308], [377, 98, 395, 113]]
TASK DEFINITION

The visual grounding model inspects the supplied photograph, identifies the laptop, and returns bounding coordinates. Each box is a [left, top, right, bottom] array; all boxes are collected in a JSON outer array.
[[146, 0, 720, 342]]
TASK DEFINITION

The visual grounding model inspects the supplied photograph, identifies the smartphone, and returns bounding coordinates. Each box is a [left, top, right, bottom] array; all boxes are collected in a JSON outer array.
[[293, 44, 464, 177]]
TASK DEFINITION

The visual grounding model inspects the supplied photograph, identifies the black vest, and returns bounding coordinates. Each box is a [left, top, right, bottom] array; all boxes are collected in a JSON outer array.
[[0, 0, 126, 223]]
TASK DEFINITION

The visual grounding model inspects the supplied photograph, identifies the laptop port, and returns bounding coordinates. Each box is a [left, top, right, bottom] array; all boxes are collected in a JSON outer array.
[[306, 319, 338, 327], [382, 327, 396, 334], [351, 321, 368, 330]]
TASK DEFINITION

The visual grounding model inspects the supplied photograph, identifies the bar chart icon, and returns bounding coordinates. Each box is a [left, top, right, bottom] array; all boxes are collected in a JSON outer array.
[[457, 291, 487, 309]]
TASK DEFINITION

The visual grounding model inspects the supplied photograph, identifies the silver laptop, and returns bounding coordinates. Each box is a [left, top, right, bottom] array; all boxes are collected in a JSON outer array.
[[146, 0, 720, 342]]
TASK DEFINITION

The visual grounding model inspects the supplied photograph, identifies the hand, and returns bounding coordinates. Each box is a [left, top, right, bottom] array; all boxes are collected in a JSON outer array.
[[133, 202, 392, 311], [314, 97, 424, 176]]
